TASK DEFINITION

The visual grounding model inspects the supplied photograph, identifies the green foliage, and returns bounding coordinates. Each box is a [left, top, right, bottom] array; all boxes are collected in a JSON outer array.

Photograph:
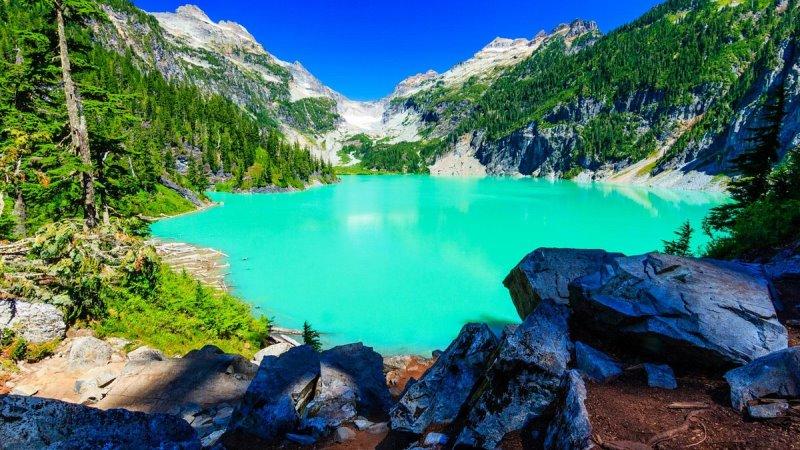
[[662, 221, 694, 257], [341, 135, 443, 173], [9, 338, 27, 362], [282, 97, 339, 134], [96, 266, 271, 357], [705, 199, 800, 260], [0, 0, 334, 234], [578, 113, 658, 163], [302, 321, 322, 352]]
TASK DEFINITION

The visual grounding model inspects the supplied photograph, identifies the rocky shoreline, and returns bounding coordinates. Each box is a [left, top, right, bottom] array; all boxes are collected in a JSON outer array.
[[2, 245, 798, 449]]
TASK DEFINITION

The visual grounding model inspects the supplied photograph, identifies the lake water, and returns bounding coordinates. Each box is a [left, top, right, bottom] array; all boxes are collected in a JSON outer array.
[[150, 175, 726, 355]]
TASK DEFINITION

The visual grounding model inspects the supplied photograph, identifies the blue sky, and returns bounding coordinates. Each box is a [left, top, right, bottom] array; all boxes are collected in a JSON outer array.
[[132, 0, 662, 100]]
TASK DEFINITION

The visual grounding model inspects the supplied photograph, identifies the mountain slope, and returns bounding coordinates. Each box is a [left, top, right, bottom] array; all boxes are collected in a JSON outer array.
[[416, 0, 800, 189]]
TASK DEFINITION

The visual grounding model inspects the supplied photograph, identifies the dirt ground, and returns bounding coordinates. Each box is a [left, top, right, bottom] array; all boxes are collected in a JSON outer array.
[[586, 371, 800, 449]]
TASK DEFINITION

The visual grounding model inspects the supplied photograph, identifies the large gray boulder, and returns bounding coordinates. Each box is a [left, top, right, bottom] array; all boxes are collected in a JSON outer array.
[[543, 370, 593, 450], [307, 343, 393, 426], [390, 323, 499, 434], [504, 248, 623, 319], [574, 341, 623, 382], [569, 253, 787, 367], [69, 337, 113, 369], [0, 299, 66, 344], [0, 395, 199, 449], [455, 299, 572, 449], [222, 345, 320, 445], [764, 251, 800, 321], [724, 347, 800, 411]]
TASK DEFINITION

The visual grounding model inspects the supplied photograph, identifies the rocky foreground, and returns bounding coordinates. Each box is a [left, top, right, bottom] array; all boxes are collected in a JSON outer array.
[[2, 246, 799, 449]]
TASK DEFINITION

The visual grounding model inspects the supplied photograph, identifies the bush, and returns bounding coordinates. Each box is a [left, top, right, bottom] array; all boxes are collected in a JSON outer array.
[[705, 199, 800, 260]]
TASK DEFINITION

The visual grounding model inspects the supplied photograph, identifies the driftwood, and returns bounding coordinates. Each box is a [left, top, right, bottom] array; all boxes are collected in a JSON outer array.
[[666, 402, 710, 409], [647, 410, 707, 448]]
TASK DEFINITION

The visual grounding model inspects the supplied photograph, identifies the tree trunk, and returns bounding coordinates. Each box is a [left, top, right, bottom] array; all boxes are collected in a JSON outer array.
[[13, 190, 26, 237], [55, 0, 97, 228]]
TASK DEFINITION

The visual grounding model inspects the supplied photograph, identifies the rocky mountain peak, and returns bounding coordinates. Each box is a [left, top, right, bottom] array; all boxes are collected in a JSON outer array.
[[552, 19, 599, 37], [175, 4, 211, 22]]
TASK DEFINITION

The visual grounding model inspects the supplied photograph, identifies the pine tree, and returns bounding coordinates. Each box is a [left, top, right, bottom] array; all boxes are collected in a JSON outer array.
[[302, 321, 322, 352], [663, 221, 694, 257]]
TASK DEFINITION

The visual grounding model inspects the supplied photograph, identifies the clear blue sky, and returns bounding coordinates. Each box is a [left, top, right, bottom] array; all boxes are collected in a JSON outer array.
[[132, 0, 662, 100]]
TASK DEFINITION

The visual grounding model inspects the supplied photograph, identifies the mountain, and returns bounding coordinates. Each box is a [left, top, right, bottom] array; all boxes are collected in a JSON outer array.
[[403, 0, 800, 190]]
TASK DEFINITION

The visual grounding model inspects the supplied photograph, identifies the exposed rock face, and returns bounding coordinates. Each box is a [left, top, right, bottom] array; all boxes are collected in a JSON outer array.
[[390, 323, 499, 434], [569, 253, 788, 367], [724, 347, 800, 411], [223, 345, 321, 445], [543, 370, 593, 450], [455, 300, 572, 449], [504, 248, 623, 319], [307, 343, 393, 426], [0, 395, 199, 449], [69, 336, 114, 369], [574, 341, 622, 382], [0, 299, 66, 344]]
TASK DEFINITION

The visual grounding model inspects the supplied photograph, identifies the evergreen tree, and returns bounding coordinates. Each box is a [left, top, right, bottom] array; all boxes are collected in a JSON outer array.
[[663, 221, 694, 257], [302, 321, 322, 352]]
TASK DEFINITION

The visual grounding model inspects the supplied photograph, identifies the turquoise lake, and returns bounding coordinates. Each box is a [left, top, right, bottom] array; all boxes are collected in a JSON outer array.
[[150, 175, 727, 355]]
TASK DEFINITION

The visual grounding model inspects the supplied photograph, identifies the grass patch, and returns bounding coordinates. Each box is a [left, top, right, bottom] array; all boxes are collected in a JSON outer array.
[[121, 185, 196, 218], [94, 265, 270, 358]]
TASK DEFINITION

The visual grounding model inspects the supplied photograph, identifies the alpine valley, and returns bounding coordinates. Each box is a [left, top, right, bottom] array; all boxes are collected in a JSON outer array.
[[95, 0, 800, 191]]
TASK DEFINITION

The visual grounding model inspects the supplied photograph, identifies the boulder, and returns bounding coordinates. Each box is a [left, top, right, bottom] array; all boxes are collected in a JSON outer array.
[[390, 323, 499, 434], [724, 347, 800, 411], [748, 401, 790, 419], [335, 426, 356, 442], [644, 363, 677, 390], [455, 300, 572, 449], [423, 432, 449, 446], [574, 341, 623, 382], [543, 370, 593, 450], [569, 253, 787, 368], [307, 343, 392, 427], [0, 395, 199, 449], [0, 298, 66, 344], [504, 248, 623, 319], [69, 336, 113, 369], [127, 346, 165, 362], [764, 253, 800, 321], [222, 345, 320, 445], [253, 342, 293, 364]]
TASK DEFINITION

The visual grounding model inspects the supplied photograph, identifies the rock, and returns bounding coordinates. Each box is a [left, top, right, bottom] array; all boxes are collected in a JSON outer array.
[[104, 337, 131, 351], [308, 343, 392, 426], [184, 344, 225, 359], [574, 341, 623, 382], [222, 345, 320, 445], [644, 363, 677, 390], [299, 416, 333, 439], [127, 345, 165, 362], [10, 384, 38, 397], [390, 323, 499, 434], [504, 248, 623, 319], [0, 298, 66, 344], [569, 253, 787, 368], [748, 401, 790, 419], [0, 395, 199, 449], [201, 429, 225, 447], [354, 418, 373, 430], [253, 342, 293, 364], [724, 347, 800, 411], [69, 336, 113, 369], [335, 426, 356, 442], [543, 370, 593, 450], [286, 433, 316, 446], [94, 370, 117, 388], [423, 432, 449, 446], [367, 421, 389, 435], [455, 300, 572, 449], [764, 253, 800, 321]]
